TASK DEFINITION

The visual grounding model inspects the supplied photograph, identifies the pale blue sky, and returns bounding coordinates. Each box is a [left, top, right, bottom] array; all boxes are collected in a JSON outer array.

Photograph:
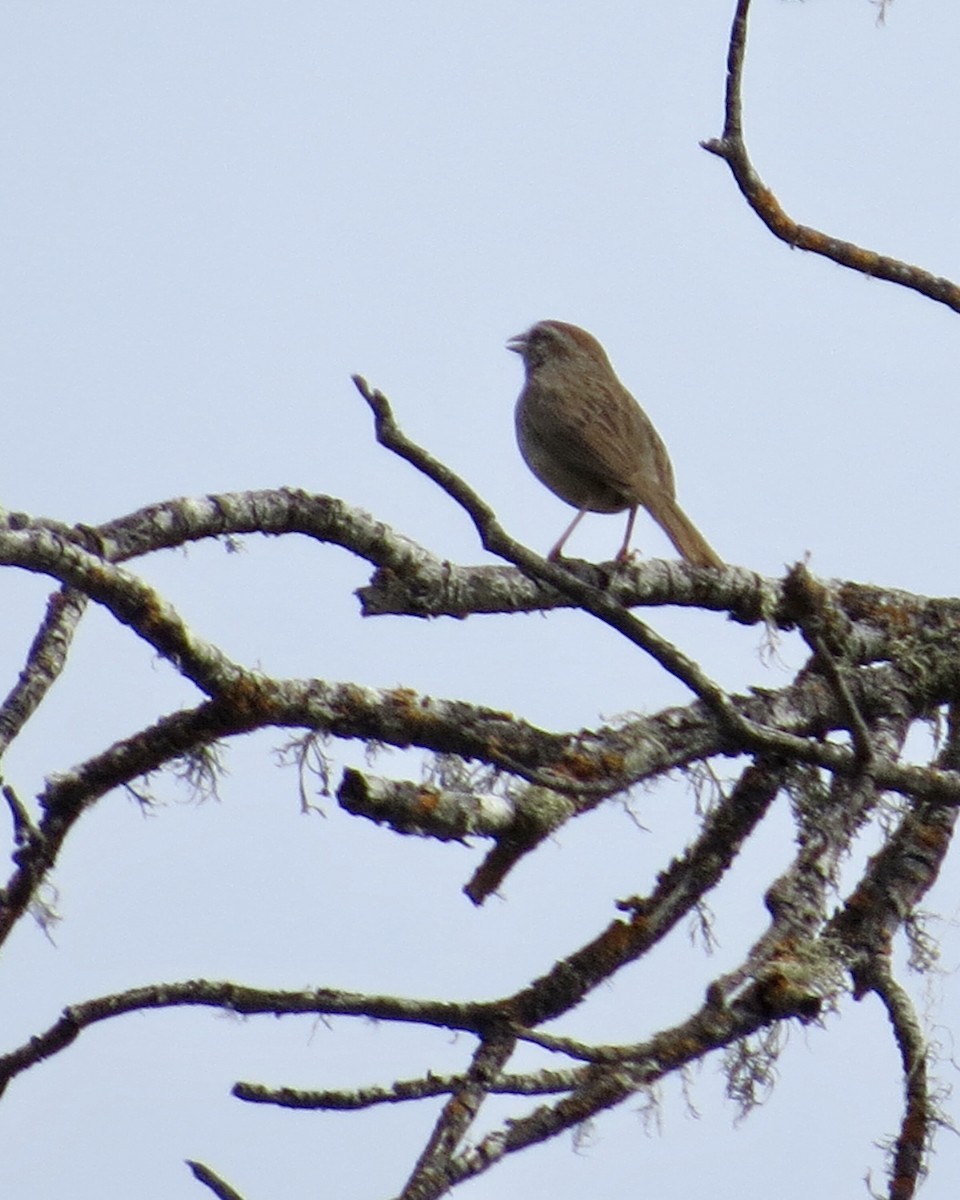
[[1, 3, 959, 1197]]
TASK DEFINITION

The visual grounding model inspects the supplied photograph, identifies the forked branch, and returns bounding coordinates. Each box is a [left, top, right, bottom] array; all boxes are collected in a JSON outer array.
[[702, 0, 960, 314]]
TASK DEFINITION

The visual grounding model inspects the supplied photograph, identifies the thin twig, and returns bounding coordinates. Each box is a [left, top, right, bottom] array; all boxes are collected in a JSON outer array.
[[233, 1069, 576, 1110], [2, 784, 37, 848], [186, 1161, 246, 1200], [398, 1031, 517, 1200], [808, 636, 874, 769], [701, 0, 960, 314], [0, 586, 88, 756], [0, 977, 491, 1097], [870, 964, 932, 1200]]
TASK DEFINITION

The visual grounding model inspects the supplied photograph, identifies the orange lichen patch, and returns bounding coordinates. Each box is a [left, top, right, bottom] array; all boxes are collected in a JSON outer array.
[[597, 749, 628, 775], [385, 687, 423, 713], [331, 683, 375, 716], [221, 675, 272, 718], [755, 970, 821, 1020], [415, 786, 441, 814], [764, 935, 803, 963], [556, 749, 626, 782], [627, 908, 650, 937], [836, 586, 920, 637], [912, 820, 953, 854], [657, 1035, 705, 1067], [134, 597, 164, 627], [584, 918, 646, 974], [898, 1107, 929, 1152], [889, 1107, 929, 1200], [837, 881, 880, 916], [890, 1173, 919, 1200], [445, 1095, 474, 1122]]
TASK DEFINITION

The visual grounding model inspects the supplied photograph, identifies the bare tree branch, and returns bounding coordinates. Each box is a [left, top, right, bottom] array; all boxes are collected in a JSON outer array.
[[870, 965, 931, 1200], [399, 1032, 517, 1200], [233, 1068, 577, 1110], [2, 8, 958, 1198], [701, 0, 960, 314]]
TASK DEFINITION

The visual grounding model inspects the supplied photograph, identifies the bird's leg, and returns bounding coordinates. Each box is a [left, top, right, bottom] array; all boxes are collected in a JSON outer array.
[[615, 505, 639, 563], [547, 509, 588, 560]]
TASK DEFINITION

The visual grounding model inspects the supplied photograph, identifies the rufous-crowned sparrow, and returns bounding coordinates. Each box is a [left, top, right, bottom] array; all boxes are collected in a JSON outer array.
[[509, 320, 722, 568]]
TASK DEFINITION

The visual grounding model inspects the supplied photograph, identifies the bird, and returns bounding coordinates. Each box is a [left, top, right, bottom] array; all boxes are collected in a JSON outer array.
[[508, 319, 722, 568]]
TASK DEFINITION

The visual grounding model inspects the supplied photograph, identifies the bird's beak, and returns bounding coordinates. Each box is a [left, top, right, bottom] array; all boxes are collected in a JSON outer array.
[[506, 335, 526, 355]]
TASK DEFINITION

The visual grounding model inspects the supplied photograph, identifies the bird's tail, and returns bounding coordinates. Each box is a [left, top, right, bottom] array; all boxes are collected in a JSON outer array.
[[649, 497, 723, 569]]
